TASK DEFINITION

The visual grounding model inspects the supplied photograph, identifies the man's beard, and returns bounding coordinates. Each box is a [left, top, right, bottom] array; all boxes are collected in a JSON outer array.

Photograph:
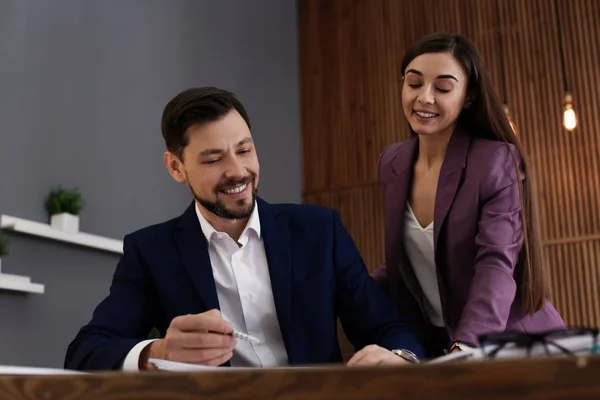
[[189, 176, 258, 220]]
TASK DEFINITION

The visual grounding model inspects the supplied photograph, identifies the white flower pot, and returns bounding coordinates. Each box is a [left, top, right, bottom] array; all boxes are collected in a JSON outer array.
[[50, 213, 79, 233]]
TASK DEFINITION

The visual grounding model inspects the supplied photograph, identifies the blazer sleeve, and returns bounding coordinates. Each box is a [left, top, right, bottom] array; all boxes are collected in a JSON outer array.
[[454, 145, 525, 346], [330, 209, 426, 359], [64, 234, 159, 371], [370, 263, 390, 296]]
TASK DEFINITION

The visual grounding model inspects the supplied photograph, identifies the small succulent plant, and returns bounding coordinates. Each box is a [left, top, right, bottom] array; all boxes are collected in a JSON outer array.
[[45, 186, 84, 216]]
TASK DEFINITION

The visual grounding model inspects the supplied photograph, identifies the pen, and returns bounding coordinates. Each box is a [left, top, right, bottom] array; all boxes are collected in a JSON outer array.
[[231, 330, 262, 344], [208, 330, 262, 345], [186, 313, 262, 345]]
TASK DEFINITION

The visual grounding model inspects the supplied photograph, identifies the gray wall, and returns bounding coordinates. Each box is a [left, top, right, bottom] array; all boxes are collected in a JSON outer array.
[[0, 0, 300, 368]]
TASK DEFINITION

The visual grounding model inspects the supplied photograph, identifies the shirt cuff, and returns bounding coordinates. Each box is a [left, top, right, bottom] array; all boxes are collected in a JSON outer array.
[[121, 339, 157, 371]]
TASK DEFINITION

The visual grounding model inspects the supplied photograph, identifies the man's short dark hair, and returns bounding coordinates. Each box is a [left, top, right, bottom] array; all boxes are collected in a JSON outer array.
[[161, 87, 251, 159]]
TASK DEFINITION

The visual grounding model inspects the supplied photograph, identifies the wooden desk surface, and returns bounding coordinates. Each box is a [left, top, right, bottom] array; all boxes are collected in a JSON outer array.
[[0, 356, 599, 400]]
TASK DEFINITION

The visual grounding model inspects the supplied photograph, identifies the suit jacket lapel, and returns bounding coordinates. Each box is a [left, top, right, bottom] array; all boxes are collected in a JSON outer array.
[[385, 136, 421, 304], [173, 202, 220, 311], [433, 125, 471, 250], [386, 136, 418, 269], [257, 198, 293, 358]]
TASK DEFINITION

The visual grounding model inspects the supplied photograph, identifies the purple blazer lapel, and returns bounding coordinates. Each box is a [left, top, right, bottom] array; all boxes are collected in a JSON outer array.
[[433, 126, 471, 249], [386, 136, 418, 267], [383, 136, 420, 306]]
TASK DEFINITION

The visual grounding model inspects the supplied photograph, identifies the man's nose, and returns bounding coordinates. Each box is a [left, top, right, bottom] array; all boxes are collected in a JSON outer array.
[[224, 156, 246, 179]]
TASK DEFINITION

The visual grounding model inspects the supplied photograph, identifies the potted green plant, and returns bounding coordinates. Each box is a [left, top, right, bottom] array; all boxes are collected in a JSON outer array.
[[45, 186, 84, 233], [0, 230, 10, 273]]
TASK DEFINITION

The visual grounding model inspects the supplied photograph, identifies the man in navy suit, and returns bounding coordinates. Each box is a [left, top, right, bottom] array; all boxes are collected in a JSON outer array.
[[64, 87, 425, 371]]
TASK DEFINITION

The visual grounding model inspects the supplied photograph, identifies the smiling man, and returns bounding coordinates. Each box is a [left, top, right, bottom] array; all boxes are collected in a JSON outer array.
[[64, 87, 425, 371]]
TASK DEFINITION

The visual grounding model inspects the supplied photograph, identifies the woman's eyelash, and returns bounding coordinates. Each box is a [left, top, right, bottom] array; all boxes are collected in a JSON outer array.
[[407, 84, 451, 93]]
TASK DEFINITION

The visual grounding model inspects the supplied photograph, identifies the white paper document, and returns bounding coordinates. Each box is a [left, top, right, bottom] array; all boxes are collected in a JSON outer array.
[[149, 358, 255, 371], [148, 358, 334, 371], [0, 365, 87, 375], [428, 334, 598, 364]]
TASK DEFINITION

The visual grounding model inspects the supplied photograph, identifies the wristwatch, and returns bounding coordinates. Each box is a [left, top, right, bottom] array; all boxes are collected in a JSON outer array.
[[391, 349, 421, 364]]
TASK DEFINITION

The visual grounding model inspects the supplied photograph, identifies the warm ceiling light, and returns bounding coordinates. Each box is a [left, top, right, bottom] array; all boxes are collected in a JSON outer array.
[[563, 92, 577, 131]]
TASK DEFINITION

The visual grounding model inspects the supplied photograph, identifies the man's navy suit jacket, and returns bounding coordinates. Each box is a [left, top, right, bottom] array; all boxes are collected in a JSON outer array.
[[65, 198, 424, 370]]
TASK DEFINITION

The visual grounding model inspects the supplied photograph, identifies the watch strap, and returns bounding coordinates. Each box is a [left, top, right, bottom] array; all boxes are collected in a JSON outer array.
[[391, 349, 421, 364]]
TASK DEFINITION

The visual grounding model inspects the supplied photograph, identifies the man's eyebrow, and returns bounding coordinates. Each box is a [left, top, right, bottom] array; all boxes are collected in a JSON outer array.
[[198, 137, 253, 157], [236, 137, 253, 147], [199, 148, 223, 156]]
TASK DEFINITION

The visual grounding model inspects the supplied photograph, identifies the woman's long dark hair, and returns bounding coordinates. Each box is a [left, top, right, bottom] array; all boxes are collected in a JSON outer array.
[[400, 32, 549, 315]]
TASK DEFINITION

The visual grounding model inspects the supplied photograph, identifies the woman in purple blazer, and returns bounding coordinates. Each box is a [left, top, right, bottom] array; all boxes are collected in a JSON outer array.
[[372, 33, 565, 358]]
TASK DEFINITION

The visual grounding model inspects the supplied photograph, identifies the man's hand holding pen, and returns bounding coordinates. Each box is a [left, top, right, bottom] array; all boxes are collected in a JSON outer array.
[[140, 309, 237, 369]]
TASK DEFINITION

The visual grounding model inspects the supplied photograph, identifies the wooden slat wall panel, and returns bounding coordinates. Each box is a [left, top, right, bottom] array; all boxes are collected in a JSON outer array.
[[545, 240, 600, 327], [299, 0, 600, 328]]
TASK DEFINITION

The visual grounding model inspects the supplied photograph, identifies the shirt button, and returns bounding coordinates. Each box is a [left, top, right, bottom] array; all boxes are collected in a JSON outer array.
[[244, 294, 251, 301]]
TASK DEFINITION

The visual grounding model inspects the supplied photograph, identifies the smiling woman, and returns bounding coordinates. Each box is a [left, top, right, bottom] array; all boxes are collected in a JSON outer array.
[[402, 53, 469, 142], [372, 32, 565, 358]]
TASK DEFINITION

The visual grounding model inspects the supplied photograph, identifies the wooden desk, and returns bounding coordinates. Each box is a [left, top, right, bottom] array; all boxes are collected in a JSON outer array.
[[1, 356, 599, 400]]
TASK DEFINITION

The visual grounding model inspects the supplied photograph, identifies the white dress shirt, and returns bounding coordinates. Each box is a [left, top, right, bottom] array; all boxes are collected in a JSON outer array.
[[122, 201, 288, 370], [404, 202, 445, 327]]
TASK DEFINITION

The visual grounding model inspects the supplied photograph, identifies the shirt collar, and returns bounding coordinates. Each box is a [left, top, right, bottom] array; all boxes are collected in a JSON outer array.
[[195, 201, 261, 245]]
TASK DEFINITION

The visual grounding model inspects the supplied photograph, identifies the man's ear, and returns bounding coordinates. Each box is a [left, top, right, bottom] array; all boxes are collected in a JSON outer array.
[[163, 151, 186, 184]]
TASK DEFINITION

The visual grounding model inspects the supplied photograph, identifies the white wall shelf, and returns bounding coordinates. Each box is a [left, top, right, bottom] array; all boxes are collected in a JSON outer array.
[[0, 273, 45, 294], [0, 214, 123, 255]]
